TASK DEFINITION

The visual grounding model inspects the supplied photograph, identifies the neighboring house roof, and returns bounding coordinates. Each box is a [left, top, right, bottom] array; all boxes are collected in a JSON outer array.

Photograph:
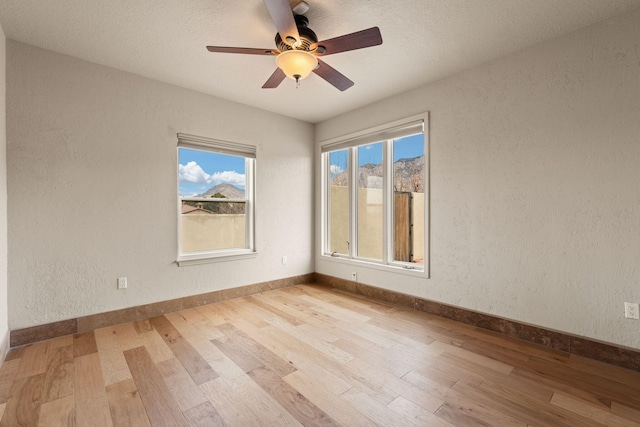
[[181, 205, 212, 215]]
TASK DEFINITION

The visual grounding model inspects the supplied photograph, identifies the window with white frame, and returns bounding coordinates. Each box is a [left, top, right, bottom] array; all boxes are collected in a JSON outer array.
[[177, 133, 256, 265], [322, 114, 428, 273]]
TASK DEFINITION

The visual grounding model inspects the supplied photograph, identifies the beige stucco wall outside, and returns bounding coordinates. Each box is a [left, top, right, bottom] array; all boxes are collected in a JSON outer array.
[[316, 8, 640, 349], [329, 186, 425, 261], [181, 214, 246, 253]]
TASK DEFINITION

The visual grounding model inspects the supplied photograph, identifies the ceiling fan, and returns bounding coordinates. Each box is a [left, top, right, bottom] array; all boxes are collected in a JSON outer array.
[[206, 0, 383, 91]]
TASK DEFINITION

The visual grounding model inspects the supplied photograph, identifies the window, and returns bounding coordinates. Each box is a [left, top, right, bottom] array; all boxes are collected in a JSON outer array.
[[322, 114, 428, 273], [177, 133, 256, 265]]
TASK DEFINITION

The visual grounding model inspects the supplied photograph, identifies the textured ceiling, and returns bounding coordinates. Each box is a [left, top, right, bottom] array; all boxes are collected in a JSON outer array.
[[1, 0, 639, 123]]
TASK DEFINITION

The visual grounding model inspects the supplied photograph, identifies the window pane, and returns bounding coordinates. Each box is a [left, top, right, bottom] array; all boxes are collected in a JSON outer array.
[[392, 134, 425, 264], [357, 142, 383, 260], [178, 147, 248, 253], [328, 150, 349, 255]]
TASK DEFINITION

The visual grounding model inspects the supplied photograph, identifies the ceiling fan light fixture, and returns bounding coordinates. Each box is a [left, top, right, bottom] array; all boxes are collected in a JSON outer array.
[[276, 50, 318, 82]]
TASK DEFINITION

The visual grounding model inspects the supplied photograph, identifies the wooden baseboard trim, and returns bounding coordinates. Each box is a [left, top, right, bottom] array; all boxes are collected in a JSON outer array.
[[9, 273, 315, 348], [315, 273, 640, 372], [11, 272, 640, 373]]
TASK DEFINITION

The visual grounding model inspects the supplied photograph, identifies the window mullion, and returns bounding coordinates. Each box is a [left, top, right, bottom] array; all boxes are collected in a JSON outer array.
[[245, 157, 255, 250], [323, 154, 330, 255], [383, 140, 393, 265], [349, 147, 358, 258]]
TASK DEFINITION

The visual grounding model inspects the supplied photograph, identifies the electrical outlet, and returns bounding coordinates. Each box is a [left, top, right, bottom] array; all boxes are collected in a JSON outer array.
[[624, 302, 639, 319], [117, 277, 128, 290], [282, 256, 287, 265], [351, 272, 357, 281]]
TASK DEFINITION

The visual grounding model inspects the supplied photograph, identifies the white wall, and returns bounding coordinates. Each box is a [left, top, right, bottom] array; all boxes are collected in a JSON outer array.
[[0, 24, 8, 359], [316, 9, 640, 349], [6, 41, 314, 330]]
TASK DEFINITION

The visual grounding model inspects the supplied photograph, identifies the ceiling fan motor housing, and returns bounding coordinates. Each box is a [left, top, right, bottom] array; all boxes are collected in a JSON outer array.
[[275, 14, 318, 51]]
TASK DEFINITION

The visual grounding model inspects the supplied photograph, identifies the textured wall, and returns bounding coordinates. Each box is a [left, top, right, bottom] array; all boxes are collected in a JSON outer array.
[[0, 24, 8, 357], [316, 9, 640, 349], [7, 42, 314, 330]]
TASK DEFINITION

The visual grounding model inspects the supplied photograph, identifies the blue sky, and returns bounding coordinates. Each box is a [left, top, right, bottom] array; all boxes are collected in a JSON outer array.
[[329, 133, 424, 176], [178, 148, 246, 196]]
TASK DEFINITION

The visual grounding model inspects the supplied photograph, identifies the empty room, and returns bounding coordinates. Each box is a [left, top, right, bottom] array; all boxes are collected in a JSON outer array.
[[1, 0, 640, 425]]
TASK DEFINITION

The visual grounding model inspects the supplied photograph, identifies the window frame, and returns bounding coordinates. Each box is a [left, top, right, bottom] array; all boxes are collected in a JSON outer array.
[[320, 113, 429, 276], [176, 133, 257, 266]]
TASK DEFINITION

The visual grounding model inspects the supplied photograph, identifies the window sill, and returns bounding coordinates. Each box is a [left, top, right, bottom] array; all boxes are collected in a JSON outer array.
[[177, 250, 258, 267], [320, 254, 428, 278]]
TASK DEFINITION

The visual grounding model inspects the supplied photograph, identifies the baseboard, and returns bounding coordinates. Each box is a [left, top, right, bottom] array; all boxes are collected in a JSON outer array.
[[9, 273, 315, 348], [315, 273, 640, 372], [10, 271, 640, 373]]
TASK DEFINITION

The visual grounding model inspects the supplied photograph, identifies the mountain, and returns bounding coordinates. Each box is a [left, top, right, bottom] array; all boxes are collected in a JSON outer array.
[[331, 155, 424, 192], [199, 183, 245, 199]]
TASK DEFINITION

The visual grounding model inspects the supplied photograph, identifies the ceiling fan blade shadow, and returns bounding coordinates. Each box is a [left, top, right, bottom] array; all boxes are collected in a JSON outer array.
[[262, 68, 287, 88], [313, 59, 354, 91], [264, 0, 300, 46], [311, 27, 382, 56], [206, 46, 277, 55]]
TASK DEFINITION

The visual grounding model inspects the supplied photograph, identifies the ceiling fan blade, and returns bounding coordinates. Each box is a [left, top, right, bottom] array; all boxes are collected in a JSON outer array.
[[313, 59, 354, 91], [262, 68, 286, 89], [311, 27, 382, 56], [263, 0, 300, 47], [206, 46, 277, 55]]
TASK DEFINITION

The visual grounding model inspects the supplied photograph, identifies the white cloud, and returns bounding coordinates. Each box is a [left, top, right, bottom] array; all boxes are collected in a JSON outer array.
[[330, 165, 343, 174], [179, 161, 213, 184], [179, 162, 245, 186], [211, 171, 245, 186]]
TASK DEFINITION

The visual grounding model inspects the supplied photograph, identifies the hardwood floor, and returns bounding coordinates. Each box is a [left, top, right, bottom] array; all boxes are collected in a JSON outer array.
[[1, 284, 640, 426]]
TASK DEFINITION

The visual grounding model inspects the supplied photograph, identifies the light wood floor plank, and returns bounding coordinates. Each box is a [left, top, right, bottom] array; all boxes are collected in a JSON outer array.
[[0, 374, 44, 427], [123, 346, 188, 427], [334, 338, 412, 379], [200, 378, 263, 426], [94, 326, 132, 387], [42, 344, 74, 403], [38, 394, 75, 427], [267, 316, 354, 364], [219, 370, 303, 427], [212, 336, 264, 373], [112, 322, 144, 352], [74, 353, 113, 427], [344, 357, 444, 411], [15, 342, 50, 379], [182, 401, 226, 427], [73, 331, 98, 358], [149, 316, 218, 385], [248, 366, 338, 426], [551, 392, 639, 427], [156, 357, 208, 412], [0, 359, 21, 404], [216, 323, 297, 378], [3, 284, 640, 427], [283, 370, 376, 427], [240, 296, 303, 327], [387, 395, 453, 427], [164, 311, 224, 364], [341, 387, 421, 427], [612, 401, 640, 422], [195, 304, 231, 326], [176, 308, 225, 341], [106, 378, 151, 427]]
